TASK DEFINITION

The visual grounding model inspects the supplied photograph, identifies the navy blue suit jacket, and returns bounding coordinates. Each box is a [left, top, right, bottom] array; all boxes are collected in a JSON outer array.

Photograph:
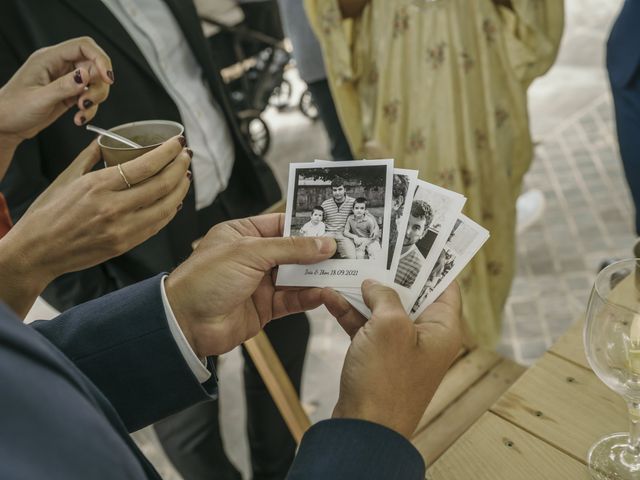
[[607, 0, 640, 88], [0, 275, 424, 479]]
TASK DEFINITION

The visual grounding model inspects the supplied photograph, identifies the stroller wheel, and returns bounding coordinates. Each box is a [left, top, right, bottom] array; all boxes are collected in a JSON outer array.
[[299, 89, 319, 121], [269, 79, 292, 110], [241, 115, 271, 157]]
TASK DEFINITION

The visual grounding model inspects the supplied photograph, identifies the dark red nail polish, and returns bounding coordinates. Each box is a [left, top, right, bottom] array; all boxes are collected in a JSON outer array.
[[74, 70, 83, 84], [186, 148, 193, 158], [107, 70, 114, 82], [186, 170, 192, 181], [79, 115, 87, 125], [177, 202, 183, 212], [83, 99, 93, 109], [177, 136, 186, 147]]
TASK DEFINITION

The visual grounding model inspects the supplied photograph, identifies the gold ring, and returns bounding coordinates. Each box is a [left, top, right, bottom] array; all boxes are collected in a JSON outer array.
[[117, 163, 132, 189]]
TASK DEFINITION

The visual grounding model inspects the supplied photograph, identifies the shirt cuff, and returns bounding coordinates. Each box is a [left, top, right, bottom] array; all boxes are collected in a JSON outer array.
[[160, 275, 211, 383]]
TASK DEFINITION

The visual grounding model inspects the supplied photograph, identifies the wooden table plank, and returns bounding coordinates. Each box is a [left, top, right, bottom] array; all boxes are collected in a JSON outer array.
[[491, 353, 626, 463], [549, 317, 589, 369], [413, 358, 525, 465], [413, 349, 502, 435], [428, 412, 590, 479]]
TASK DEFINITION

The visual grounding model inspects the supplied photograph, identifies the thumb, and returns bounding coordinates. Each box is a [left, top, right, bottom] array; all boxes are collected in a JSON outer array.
[[361, 280, 410, 325], [37, 67, 89, 109], [64, 141, 102, 177], [243, 235, 336, 269]]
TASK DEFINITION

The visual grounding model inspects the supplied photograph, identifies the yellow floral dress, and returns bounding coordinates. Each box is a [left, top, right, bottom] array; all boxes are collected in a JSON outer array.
[[305, 0, 564, 348]]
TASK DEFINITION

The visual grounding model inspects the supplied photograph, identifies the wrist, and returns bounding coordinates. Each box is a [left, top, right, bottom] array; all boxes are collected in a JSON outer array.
[[164, 272, 200, 357], [0, 133, 22, 179], [332, 399, 415, 439], [0, 233, 51, 317]]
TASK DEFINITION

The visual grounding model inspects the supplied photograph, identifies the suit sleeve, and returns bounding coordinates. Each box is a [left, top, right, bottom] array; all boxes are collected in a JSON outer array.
[[288, 419, 425, 479], [0, 32, 121, 311], [30, 274, 217, 432]]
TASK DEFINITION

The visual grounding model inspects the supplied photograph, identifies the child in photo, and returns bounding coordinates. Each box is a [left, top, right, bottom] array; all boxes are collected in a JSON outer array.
[[343, 197, 382, 260], [299, 206, 326, 237], [394, 200, 433, 288]]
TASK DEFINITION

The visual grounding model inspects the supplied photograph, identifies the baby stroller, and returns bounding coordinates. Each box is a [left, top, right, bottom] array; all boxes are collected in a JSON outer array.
[[196, 0, 296, 157]]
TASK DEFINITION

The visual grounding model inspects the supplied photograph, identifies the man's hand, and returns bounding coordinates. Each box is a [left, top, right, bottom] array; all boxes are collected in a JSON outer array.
[[165, 214, 337, 357], [324, 281, 462, 439]]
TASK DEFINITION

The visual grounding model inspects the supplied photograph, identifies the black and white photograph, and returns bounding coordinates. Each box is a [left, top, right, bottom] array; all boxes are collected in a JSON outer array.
[[410, 214, 490, 319], [277, 160, 394, 287], [390, 179, 466, 293]]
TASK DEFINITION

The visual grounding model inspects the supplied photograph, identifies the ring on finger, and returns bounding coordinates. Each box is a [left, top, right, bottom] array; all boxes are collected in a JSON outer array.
[[117, 163, 132, 189]]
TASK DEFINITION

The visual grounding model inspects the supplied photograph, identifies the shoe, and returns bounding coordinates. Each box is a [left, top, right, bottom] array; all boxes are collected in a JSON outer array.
[[516, 189, 545, 234]]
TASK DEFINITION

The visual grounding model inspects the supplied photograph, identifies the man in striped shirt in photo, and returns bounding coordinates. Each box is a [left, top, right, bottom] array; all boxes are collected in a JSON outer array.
[[321, 176, 357, 258], [395, 200, 433, 288]]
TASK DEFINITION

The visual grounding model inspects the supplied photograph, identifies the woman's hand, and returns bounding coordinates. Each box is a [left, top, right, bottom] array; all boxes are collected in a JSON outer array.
[[0, 136, 191, 317], [0, 37, 113, 146]]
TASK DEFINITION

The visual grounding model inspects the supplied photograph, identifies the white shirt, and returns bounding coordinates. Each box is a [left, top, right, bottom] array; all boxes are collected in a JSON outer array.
[[102, 0, 235, 210], [160, 276, 211, 383]]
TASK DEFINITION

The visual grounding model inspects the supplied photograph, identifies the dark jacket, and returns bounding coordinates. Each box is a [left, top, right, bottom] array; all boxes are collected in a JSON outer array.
[[0, 0, 281, 310], [0, 275, 425, 479], [607, 0, 640, 88]]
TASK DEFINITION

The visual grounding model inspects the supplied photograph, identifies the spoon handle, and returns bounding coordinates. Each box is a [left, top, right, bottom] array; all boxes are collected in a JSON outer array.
[[86, 124, 142, 148]]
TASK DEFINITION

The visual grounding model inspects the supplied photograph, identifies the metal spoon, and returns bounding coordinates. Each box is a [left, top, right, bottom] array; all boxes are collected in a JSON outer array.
[[86, 124, 143, 148]]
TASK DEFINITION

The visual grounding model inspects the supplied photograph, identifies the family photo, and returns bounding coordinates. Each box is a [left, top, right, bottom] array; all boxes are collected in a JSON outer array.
[[277, 160, 393, 287], [291, 165, 388, 260]]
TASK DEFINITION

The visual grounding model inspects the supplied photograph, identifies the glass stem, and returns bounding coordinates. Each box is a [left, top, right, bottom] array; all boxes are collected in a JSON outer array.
[[628, 401, 640, 457]]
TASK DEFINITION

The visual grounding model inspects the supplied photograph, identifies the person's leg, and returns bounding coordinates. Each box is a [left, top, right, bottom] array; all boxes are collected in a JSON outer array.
[[366, 240, 382, 260], [241, 312, 310, 480], [306, 79, 354, 160], [355, 241, 366, 259], [611, 75, 640, 235], [154, 393, 242, 480], [335, 234, 357, 259]]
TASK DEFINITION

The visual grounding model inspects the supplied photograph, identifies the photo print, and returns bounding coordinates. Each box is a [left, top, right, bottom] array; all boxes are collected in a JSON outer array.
[[390, 179, 466, 296], [276, 159, 394, 287], [410, 214, 489, 319]]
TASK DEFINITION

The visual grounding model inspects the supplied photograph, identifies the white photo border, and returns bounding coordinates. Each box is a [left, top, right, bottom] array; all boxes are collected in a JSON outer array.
[[276, 159, 394, 287]]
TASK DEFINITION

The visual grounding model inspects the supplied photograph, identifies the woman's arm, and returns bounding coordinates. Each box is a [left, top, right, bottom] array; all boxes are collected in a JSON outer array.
[[338, 0, 370, 18]]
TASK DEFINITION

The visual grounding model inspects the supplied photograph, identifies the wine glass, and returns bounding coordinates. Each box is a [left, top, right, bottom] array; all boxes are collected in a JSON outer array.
[[584, 258, 640, 479]]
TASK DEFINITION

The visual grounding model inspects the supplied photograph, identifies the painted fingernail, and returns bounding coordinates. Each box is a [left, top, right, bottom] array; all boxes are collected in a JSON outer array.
[[177, 135, 186, 147], [177, 202, 183, 212], [107, 70, 114, 82], [186, 170, 192, 181], [74, 70, 83, 84], [79, 115, 87, 125], [83, 99, 93, 109], [186, 148, 193, 158]]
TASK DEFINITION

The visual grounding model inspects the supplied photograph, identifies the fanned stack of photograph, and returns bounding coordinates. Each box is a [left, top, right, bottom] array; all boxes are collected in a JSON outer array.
[[276, 159, 490, 318]]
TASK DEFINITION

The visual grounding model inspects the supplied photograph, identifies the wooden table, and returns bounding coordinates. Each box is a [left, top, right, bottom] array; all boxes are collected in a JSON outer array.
[[426, 316, 628, 479]]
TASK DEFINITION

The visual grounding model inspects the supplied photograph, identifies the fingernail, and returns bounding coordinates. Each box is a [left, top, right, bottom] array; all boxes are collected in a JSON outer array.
[[315, 237, 335, 254], [362, 279, 380, 288], [186, 148, 193, 158], [107, 70, 114, 82], [177, 135, 186, 147], [186, 170, 192, 181], [74, 70, 83, 84], [177, 202, 183, 212], [83, 99, 93, 109], [79, 115, 87, 125]]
